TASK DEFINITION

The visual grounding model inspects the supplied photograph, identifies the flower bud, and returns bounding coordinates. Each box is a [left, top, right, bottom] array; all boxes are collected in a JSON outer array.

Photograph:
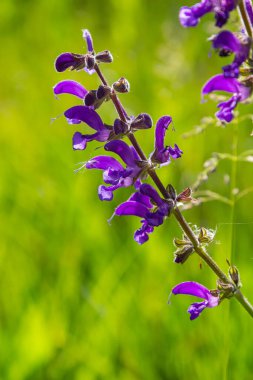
[[131, 113, 152, 130], [166, 184, 177, 201], [227, 262, 241, 287], [113, 119, 129, 135], [113, 77, 130, 93], [96, 50, 113, 63], [97, 85, 111, 100], [85, 54, 96, 70], [174, 246, 194, 264], [85, 90, 97, 107]]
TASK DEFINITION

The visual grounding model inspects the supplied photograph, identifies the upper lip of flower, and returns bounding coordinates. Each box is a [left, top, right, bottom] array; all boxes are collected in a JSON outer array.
[[212, 30, 251, 78], [171, 281, 219, 320]]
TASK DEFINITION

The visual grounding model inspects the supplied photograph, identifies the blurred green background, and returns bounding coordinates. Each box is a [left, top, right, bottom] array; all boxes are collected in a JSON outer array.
[[1, 0, 253, 379]]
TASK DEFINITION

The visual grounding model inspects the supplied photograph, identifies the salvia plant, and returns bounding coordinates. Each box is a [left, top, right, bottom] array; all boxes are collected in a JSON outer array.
[[53, 0, 253, 321]]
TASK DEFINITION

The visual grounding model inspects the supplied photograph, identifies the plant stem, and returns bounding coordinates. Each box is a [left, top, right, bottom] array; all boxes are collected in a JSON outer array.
[[238, 0, 253, 38], [93, 64, 253, 319]]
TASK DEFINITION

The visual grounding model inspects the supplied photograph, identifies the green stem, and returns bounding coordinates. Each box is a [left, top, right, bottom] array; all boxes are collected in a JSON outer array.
[[238, 1, 253, 38]]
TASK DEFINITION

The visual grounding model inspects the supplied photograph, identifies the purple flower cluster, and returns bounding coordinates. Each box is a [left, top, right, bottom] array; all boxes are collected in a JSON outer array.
[[179, 0, 253, 122], [54, 30, 182, 245]]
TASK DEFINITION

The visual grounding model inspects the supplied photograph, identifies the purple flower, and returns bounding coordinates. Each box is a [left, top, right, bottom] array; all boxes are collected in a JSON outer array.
[[150, 116, 183, 165], [212, 31, 250, 78], [172, 281, 219, 320], [64, 105, 111, 150], [85, 140, 141, 201], [202, 74, 252, 122], [55, 29, 95, 74], [179, 0, 238, 28], [114, 184, 172, 244], [53, 80, 88, 100]]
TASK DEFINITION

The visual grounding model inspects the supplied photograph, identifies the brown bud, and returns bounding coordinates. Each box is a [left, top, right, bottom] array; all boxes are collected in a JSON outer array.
[[96, 50, 113, 63], [113, 77, 130, 93], [85, 54, 96, 70]]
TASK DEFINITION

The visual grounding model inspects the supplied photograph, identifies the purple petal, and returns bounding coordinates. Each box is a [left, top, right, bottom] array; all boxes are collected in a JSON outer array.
[[53, 80, 88, 99], [212, 30, 240, 53], [179, 2, 212, 28], [202, 74, 240, 95], [172, 281, 213, 301], [140, 184, 163, 206], [188, 301, 208, 320], [155, 116, 172, 152], [64, 105, 104, 131], [98, 184, 120, 201], [72, 132, 87, 150], [134, 221, 154, 245], [55, 53, 76, 72], [86, 156, 123, 171], [105, 140, 137, 167], [129, 191, 153, 208], [115, 201, 149, 218], [83, 29, 94, 52]]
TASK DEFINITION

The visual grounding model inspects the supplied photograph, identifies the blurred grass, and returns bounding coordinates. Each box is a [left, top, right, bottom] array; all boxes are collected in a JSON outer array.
[[0, 0, 253, 379]]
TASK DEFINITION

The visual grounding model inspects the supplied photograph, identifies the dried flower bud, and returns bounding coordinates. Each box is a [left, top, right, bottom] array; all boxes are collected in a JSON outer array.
[[166, 184, 177, 201], [97, 85, 111, 100], [226, 260, 241, 287], [198, 227, 215, 244], [131, 113, 152, 130], [177, 187, 192, 203], [96, 50, 113, 63], [85, 90, 97, 107], [85, 54, 96, 70], [173, 237, 190, 247], [174, 245, 194, 264], [84, 90, 97, 107], [113, 118, 129, 135], [113, 77, 130, 93]]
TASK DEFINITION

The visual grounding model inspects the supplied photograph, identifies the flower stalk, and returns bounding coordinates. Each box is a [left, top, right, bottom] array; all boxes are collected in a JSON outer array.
[[93, 62, 253, 319]]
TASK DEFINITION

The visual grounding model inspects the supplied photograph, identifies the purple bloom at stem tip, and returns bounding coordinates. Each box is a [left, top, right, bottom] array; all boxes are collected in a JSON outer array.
[[212, 30, 250, 78], [179, 0, 238, 28], [202, 74, 252, 122], [114, 183, 172, 244], [172, 281, 219, 320], [64, 105, 111, 150], [55, 29, 95, 74], [85, 140, 141, 201], [150, 116, 183, 165]]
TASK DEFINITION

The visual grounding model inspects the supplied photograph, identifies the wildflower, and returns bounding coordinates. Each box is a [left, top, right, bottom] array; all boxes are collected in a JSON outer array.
[[150, 116, 183, 166], [55, 29, 112, 74], [114, 184, 173, 244], [212, 30, 250, 78], [64, 105, 112, 150], [171, 281, 219, 320], [202, 74, 252, 122], [85, 140, 141, 201], [179, 0, 238, 28]]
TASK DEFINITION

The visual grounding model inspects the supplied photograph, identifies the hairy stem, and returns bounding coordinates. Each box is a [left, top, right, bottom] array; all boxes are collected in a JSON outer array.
[[238, 0, 253, 38], [94, 64, 253, 319]]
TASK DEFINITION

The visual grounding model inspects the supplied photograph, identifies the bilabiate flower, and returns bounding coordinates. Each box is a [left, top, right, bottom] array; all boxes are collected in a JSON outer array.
[[179, 0, 238, 28], [85, 140, 141, 201], [114, 184, 173, 244], [212, 30, 250, 78], [64, 105, 112, 150], [171, 281, 219, 320], [202, 74, 252, 122], [150, 116, 182, 166]]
